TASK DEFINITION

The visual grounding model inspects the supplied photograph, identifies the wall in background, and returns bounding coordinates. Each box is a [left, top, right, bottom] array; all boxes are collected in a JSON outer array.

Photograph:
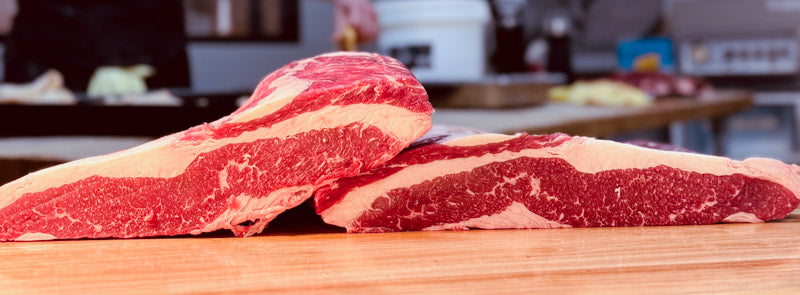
[[0, 0, 346, 93], [188, 0, 338, 93]]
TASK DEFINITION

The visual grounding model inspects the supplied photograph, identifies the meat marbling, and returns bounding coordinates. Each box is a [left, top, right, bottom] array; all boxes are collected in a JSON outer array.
[[315, 131, 800, 232], [0, 52, 433, 241]]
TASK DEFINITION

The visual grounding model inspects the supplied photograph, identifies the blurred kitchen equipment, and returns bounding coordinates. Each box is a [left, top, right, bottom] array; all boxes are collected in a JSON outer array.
[[490, 0, 526, 73], [678, 38, 797, 76], [374, 0, 491, 82], [566, 0, 660, 74], [544, 11, 573, 81], [666, 0, 800, 161], [617, 37, 675, 73], [668, 0, 800, 77], [572, 0, 661, 47], [524, 38, 548, 72]]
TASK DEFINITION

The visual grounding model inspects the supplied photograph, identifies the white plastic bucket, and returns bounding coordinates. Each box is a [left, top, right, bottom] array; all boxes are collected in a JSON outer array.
[[375, 0, 491, 82]]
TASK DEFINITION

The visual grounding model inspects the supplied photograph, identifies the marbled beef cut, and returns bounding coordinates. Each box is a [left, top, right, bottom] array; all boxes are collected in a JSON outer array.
[[315, 132, 800, 233], [0, 52, 433, 241]]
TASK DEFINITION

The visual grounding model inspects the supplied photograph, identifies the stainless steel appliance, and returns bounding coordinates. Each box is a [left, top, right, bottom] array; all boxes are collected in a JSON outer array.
[[667, 0, 800, 77], [667, 0, 800, 162]]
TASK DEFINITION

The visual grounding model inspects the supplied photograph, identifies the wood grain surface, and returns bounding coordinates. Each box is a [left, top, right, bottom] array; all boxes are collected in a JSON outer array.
[[1, 207, 797, 294]]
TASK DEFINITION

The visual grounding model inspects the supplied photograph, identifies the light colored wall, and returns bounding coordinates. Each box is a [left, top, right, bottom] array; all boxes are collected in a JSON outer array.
[[188, 0, 339, 92]]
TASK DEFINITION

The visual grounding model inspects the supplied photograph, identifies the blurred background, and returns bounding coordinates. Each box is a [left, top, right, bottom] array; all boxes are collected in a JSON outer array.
[[1, 0, 799, 184]]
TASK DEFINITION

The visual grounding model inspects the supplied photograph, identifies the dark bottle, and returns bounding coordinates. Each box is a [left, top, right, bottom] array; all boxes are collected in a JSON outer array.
[[491, 0, 526, 73], [545, 14, 573, 82]]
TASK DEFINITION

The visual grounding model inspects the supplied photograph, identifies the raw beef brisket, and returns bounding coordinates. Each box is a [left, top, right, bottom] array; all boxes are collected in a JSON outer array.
[[0, 52, 433, 241], [315, 132, 800, 232]]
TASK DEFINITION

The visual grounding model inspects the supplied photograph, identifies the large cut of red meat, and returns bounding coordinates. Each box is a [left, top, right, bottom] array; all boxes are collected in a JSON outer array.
[[315, 131, 800, 232], [0, 52, 433, 241]]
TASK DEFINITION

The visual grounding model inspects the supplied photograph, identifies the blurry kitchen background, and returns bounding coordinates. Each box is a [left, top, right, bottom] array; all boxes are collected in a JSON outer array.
[[1, 0, 800, 183]]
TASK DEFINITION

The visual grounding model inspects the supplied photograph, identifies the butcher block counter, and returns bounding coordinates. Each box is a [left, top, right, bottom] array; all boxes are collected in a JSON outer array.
[[1, 207, 798, 294]]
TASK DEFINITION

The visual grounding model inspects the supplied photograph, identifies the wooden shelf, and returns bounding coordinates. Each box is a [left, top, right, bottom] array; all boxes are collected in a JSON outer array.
[[433, 89, 753, 138], [0, 92, 242, 138], [425, 73, 565, 109]]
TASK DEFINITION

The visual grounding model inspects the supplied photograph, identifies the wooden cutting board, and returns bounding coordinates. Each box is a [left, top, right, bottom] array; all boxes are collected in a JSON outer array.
[[1, 208, 798, 294]]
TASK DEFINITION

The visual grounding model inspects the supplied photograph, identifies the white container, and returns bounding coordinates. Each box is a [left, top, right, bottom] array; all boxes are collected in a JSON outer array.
[[375, 0, 491, 83]]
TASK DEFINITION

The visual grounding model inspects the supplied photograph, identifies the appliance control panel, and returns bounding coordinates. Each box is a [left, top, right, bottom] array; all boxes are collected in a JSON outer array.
[[679, 38, 798, 76]]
